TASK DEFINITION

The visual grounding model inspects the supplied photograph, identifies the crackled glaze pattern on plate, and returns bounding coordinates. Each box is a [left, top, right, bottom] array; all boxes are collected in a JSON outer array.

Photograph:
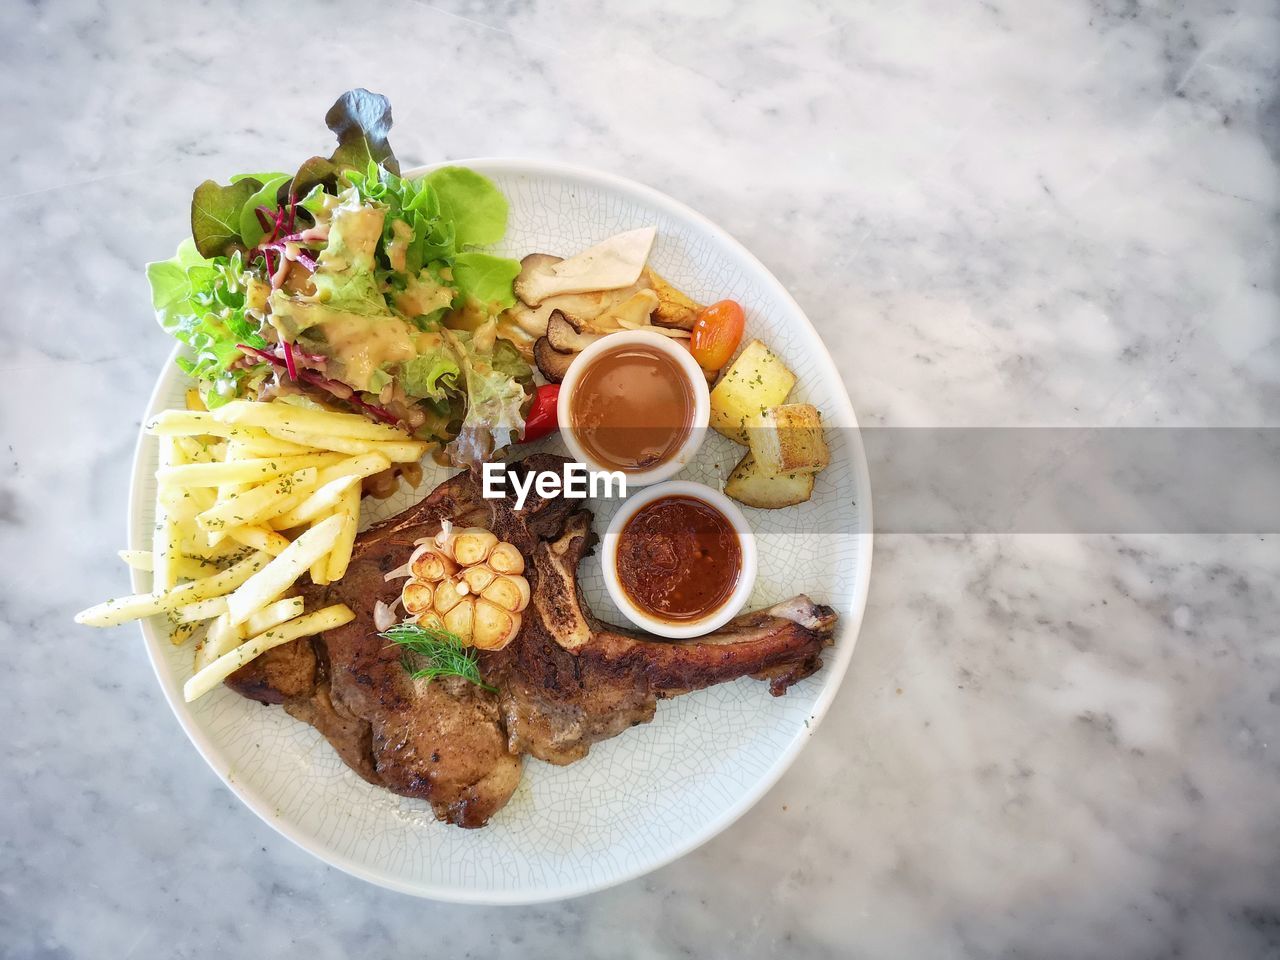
[[130, 161, 872, 902]]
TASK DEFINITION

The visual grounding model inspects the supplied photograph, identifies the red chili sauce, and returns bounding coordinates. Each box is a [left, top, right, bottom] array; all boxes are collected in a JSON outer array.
[[616, 496, 742, 622]]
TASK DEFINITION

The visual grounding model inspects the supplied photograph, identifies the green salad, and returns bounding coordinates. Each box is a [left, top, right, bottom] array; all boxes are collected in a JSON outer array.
[[148, 89, 528, 466]]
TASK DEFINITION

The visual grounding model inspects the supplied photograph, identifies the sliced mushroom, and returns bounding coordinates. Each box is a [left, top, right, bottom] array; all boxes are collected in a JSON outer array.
[[508, 276, 655, 334], [506, 302, 556, 336], [514, 228, 656, 306], [514, 254, 564, 307], [594, 289, 661, 332], [534, 337, 577, 383], [547, 311, 603, 352]]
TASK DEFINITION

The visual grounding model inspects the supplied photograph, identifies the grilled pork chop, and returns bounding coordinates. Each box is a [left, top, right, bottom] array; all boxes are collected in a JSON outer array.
[[227, 455, 837, 827]]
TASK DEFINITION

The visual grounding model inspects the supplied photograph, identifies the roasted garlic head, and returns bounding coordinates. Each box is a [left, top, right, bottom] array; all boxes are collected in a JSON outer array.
[[401, 526, 529, 650]]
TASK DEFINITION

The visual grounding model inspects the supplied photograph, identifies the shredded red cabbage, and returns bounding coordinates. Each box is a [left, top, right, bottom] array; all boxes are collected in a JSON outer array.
[[235, 344, 401, 427], [281, 339, 298, 381]]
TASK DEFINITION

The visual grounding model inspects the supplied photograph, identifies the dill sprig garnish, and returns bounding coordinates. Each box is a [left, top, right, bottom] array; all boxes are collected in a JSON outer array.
[[380, 622, 496, 693]]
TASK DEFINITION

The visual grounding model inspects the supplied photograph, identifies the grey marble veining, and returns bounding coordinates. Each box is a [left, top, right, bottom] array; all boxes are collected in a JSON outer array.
[[3, 0, 1278, 957]]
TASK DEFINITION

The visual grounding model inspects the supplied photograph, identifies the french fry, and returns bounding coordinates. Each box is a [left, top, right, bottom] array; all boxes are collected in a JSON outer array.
[[195, 613, 241, 668], [270, 476, 361, 531], [125, 549, 220, 580], [325, 483, 361, 582], [172, 555, 228, 581], [315, 452, 395, 487], [226, 525, 292, 557], [184, 604, 355, 702], [243, 596, 305, 636], [119, 550, 152, 571], [158, 485, 211, 523], [172, 436, 219, 463], [74, 552, 269, 628], [146, 410, 258, 439], [157, 453, 341, 488], [223, 515, 345, 627], [209, 477, 247, 545], [309, 510, 334, 587], [175, 595, 229, 624], [168, 619, 199, 647], [152, 436, 180, 591], [264, 425, 428, 463], [221, 438, 254, 461], [195, 468, 320, 532], [213, 399, 409, 442], [269, 454, 390, 530], [231, 433, 314, 458], [178, 533, 249, 562]]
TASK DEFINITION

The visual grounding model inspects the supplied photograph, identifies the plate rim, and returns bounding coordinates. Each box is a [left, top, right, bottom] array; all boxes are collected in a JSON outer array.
[[129, 157, 874, 903]]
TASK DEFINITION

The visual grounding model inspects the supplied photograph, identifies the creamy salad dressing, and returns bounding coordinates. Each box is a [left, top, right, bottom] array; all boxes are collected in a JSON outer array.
[[319, 313, 430, 391]]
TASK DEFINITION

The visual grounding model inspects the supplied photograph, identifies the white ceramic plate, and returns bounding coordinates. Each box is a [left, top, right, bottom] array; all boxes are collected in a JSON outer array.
[[130, 160, 873, 903]]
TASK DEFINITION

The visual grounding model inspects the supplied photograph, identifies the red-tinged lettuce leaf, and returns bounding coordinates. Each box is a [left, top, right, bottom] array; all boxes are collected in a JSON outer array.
[[327, 89, 398, 174], [290, 89, 400, 198], [191, 178, 260, 257]]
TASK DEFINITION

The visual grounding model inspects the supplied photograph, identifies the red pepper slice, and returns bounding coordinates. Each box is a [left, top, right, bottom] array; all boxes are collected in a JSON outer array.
[[521, 383, 560, 442]]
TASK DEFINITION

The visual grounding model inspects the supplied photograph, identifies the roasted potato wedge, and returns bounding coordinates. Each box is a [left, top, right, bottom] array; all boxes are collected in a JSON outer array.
[[748, 403, 830, 476], [724, 452, 815, 509], [709, 339, 797, 444]]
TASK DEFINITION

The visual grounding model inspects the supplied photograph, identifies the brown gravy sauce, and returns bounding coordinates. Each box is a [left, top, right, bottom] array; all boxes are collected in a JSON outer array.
[[569, 344, 694, 472]]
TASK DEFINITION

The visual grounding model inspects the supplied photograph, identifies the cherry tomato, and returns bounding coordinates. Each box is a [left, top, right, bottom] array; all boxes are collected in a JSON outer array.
[[690, 300, 746, 371]]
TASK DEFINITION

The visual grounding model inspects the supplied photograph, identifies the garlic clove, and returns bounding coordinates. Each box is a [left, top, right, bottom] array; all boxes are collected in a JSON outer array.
[[410, 545, 456, 582], [482, 574, 532, 613], [472, 600, 520, 650], [433, 577, 468, 614], [443, 598, 474, 639], [414, 611, 446, 632], [452, 527, 499, 566], [487, 542, 525, 575], [462, 565, 496, 593], [402, 580, 435, 615]]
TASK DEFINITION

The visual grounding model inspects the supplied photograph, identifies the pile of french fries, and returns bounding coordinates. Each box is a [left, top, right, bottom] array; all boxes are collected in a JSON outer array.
[[76, 396, 432, 702]]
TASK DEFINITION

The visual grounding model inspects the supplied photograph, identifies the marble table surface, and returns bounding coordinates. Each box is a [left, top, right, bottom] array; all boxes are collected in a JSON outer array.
[[4, 0, 1278, 956]]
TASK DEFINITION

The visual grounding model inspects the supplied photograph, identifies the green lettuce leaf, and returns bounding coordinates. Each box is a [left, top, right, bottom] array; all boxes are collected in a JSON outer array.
[[147, 240, 266, 407], [451, 252, 519, 310], [238, 173, 292, 248], [421, 167, 508, 248], [443, 330, 530, 467], [399, 351, 460, 402]]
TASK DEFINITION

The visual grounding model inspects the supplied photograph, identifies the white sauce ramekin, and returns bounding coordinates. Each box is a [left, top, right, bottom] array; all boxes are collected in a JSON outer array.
[[556, 330, 709, 488]]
